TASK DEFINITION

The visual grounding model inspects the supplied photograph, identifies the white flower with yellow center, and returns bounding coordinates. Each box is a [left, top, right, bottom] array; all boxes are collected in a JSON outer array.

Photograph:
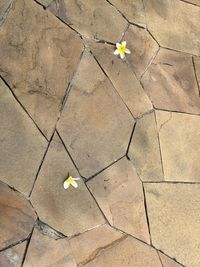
[[114, 41, 131, 59], [63, 176, 80, 189]]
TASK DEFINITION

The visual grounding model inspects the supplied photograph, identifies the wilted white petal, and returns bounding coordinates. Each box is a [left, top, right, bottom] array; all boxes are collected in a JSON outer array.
[[125, 48, 131, 54], [116, 43, 121, 48], [74, 177, 81, 181], [122, 41, 126, 47], [71, 181, 78, 188], [120, 53, 125, 59], [114, 49, 120, 55], [63, 180, 69, 189]]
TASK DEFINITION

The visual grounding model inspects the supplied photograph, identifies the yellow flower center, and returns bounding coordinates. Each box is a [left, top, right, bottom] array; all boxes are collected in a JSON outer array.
[[67, 177, 74, 185], [118, 44, 126, 53]]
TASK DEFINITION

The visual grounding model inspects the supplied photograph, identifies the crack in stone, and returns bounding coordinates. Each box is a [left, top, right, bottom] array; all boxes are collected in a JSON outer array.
[[158, 112, 172, 133], [0, 0, 14, 26]]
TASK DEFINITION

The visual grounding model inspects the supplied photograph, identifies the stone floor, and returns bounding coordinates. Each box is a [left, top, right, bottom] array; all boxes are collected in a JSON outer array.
[[0, 0, 200, 266]]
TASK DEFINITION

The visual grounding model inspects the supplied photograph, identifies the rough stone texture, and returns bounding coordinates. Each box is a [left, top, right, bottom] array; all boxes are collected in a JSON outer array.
[[49, 0, 128, 43], [84, 236, 162, 267], [69, 224, 124, 265], [31, 133, 104, 236], [185, 0, 200, 5], [123, 25, 159, 78], [128, 112, 163, 182], [0, 0, 83, 139], [36, 0, 53, 7], [57, 52, 134, 178], [23, 228, 77, 267], [194, 56, 200, 91], [0, 78, 47, 195], [87, 158, 150, 243], [0, 241, 27, 267], [144, 0, 200, 55], [145, 183, 200, 267], [0, 0, 14, 25], [159, 252, 183, 267], [109, 0, 146, 26], [142, 49, 200, 115], [156, 110, 200, 182], [88, 40, 152, 118], [0, 181, 36, 250]]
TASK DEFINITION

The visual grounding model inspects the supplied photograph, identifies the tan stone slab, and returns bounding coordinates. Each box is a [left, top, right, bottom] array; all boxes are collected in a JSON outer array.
[[123, 25, 159, 78], [31, 133, 104, 236], [128, 112, 163, 182], [57, 51, 134, 178], [23, 228, 77, 267], [49, 0, 128, 43], [194, 56, 200, 90], [0, 78, 47, 195], [145, 183, 200, 267], [69, 224, 124, 265], [0, 182, 36, 250], [142, 49, 200, 115], [109, 0, 146, 26], [156, 110, 200, 182], [87, 40, 152, 118], [0, 0, 83, 139], [84, 236, 162, 267], [144, 0, 200, 55], [87, 158, 150, 243], [159, 252, 183, 267], [0, 241, 27, 267]]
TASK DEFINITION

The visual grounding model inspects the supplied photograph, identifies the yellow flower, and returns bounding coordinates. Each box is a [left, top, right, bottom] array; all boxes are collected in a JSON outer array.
[[114, 41, 131, 59], [63, 176, 80, 189]]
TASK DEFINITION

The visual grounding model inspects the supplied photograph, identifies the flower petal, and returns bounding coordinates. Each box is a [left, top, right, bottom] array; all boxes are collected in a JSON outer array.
[[74, 177, 81, 181], [114, 49, 120, 55], [120, 53, 125, 59], [116, 43, 121, 48], [71, 181, 78, 188], [63, 180, 69, 189], [125, 48, 131, 54], [122, 41, 126, 47]]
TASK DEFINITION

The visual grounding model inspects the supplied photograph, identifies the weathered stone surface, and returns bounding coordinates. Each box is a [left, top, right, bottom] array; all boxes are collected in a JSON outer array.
[[194, 56, 200, 90], [128, 112, 163, 182], [145, 183, 200, 267], [0, 241, 27, 267], [31, 133, 104, 236], [156, 110, 200, 182], [159, 252, 183, 267], [0, 0, 14, 25], [144, 0, 200, 55], [84, 236, 162, 267], [0, 78, 47, 195], [142, 49, 200, 115], [0, 0, 83, 139], [87, 158, 150, 243], [185, 0, 200, 5], [123, 25, 159, 78], [36, 0, 53, 7], [49, 0, 127, 43], [109, 0, 146, 26], [69, 224, 124, 265], [57, 52, 134, 178], [88, 40, 152, 118], [0, 181, 36, 250], [23, 228, 77, 267]]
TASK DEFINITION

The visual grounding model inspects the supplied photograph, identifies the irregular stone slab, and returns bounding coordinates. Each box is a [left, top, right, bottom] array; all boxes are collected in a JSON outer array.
[[69, 224, 124, 265], [156, 110, 200, 182], [145, 183, 200, 267], [23, 228, 77, 267], [57, 52, 134, 178], [0, 0, 83, 139], [49, 0, 127, 43], [84, 236, 162, 267], [144, 0, 200, 55], [31, 133, 104, 236], [128, 112, 163, 182], [0, 182, 36, 250], [88, 40, 152, 118], [0, 241, 27, 267], [87, 158, 150, 243], [159, 252, 183, 267], [109, 0, 146, 26], [0, 78, 47, 195], [123, 25, 159, 78], [142, 49, 200, 115]]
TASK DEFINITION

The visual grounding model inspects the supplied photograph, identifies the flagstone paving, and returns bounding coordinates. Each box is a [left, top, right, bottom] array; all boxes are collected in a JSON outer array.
[[0, 0, 200, 266]]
